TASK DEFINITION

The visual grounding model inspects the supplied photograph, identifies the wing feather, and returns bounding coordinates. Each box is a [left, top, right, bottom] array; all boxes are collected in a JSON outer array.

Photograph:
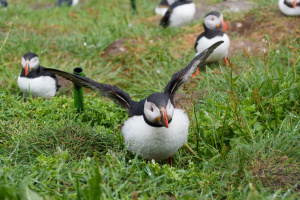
[[44, 68, 135, 115], [164, 41, 224, 97]]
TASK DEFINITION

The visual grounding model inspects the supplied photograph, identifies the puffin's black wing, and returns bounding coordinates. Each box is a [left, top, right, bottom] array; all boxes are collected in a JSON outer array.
[[164, 41, 224, 97], [44, 68, 135, 116], [160, 8, 171, 27]]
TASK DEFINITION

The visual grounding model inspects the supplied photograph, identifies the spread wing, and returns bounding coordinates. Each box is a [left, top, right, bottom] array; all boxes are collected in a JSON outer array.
[[44, 68, 135, 116], [164, 41, 224, 97]]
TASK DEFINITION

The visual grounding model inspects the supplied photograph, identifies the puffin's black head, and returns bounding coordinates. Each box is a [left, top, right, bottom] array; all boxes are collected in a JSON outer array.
[[203, 11, 227, 31], [21, 52, 40, 76], [160, 0, 169, 6], [143, 93, 174, 128]]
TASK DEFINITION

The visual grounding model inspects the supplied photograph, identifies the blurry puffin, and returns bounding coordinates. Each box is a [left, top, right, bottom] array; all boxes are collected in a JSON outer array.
[[55, 0, 78, 6], [0, 0, 8, 7], [17, 52, 60, 98], [44, 41, 223, 166], [278, 0, 300, 15], [194, 11, 230, 75], [160, 0, 196, 28], [155, 0, 176, 16]]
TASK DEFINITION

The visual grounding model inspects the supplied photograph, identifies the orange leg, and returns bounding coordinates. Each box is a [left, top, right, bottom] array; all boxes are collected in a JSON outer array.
[[192, 68, 201, 77], [169, 156, 172, 167], [224, 57, 230, 67]]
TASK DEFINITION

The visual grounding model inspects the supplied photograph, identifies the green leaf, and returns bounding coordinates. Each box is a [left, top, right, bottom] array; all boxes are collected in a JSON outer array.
[[83, 161, 102, 200], [18, 179, 42, 200]]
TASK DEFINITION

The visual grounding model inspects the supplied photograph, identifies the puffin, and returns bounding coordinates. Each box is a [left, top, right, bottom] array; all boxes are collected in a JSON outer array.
[[44, 41, 223, 166], [160, 0, 196, 28], [155, 0, 176, 16], [55, 0, 78, 6], [194, 11, 230, 75], [278, 0, 300, 15], [0, 0, 7, 7], [17, 52, 60, 98]]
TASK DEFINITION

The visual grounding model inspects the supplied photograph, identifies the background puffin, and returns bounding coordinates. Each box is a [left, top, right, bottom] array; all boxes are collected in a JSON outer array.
[[55, 0, 78, 7], [44, 41, 223, 166], [278, 0, 300, 15], [0, 0, 7, 7], [17, 52, 60, 98], [155, 0, 176, 16], [194, 11, 230, 72], [160, 0, 196, 28]]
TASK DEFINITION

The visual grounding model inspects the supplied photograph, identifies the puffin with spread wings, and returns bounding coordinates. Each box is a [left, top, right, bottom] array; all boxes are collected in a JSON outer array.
[[45, 41, 223, 166]]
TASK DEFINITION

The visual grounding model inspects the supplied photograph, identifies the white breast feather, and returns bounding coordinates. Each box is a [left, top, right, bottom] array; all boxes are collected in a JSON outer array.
[[72, 0, 79, 6], [195, 34, 230, 63], [17, 75, 57, 98], [122, 109, 190, 160], [169, 3, 196, 27]]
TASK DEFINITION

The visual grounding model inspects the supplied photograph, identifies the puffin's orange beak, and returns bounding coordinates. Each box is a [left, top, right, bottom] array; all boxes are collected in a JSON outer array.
[[222, 20, 227, 31], [25, 61, 29, 76], [161, 109, 169, 128], [293, 0, 297, 8]]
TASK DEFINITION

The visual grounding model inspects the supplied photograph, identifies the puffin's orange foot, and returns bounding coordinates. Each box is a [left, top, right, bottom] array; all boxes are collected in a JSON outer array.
[[192, 68, 201, 77], [169, 156, 172, 167], [224, 57, 230, 67]]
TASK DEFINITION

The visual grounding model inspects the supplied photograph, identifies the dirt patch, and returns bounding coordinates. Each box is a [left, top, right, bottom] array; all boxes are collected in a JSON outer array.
[[31, 3, 54, 10], [250, 156, 300, 192], [229, 39, 267, 56], [228, 9, 300, 43], [194, 1, 256, 20], [100, 39, 127, 58], [57, 75, 71, 88]]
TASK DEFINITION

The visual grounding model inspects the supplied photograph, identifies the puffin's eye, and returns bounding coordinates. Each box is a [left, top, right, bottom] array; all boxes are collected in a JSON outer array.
[[150, 107, 153, 112]]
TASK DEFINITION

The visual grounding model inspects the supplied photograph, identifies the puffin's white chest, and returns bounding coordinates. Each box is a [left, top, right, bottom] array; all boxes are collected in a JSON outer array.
[[278, 0, 300, 15], [169, 3, 196, 27], [72, 0, 78, 6], [121, 109, 189, 160], [195, 34, 230, 63], [17, 75, 57, 98]]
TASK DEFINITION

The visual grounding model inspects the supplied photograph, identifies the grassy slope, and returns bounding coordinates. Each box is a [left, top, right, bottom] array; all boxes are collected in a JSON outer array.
[[0, 0, 299, 199]]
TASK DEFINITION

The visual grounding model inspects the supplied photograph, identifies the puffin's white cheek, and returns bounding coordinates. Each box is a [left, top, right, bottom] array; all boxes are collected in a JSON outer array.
[[21, 58, 25, 68], [144, 109, 154, 121]]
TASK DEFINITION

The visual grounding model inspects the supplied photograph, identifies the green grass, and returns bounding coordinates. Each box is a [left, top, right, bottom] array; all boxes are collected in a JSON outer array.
[[0, 0, 300, 199]]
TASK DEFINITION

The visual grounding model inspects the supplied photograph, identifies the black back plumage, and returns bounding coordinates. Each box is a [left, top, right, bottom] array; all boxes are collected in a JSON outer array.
[[44, 41, 223, 117]]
